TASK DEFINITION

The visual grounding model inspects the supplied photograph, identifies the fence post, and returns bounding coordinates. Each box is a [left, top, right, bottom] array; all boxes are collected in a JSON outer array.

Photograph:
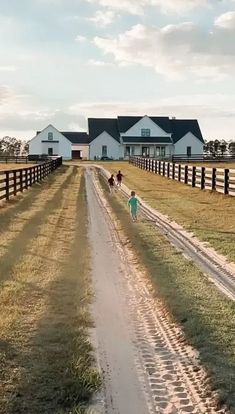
[[224, 169, 229, 195], [5, 171, 10, 200], [14, 171, 17, 196], [212, 168, 216, 191], [167, 162, 170, 178], [25, 169, 28, 189], [178, 164, 181, 181], [184, 165, 188, 184], [163, 162, 165, 176], [20, 170, 23, 192], [192, 166, 196, 188], [201, 167, 205, 190], [159, 161, 162, 175], [30, 168, 32, 187], [172, 163, 175, 180]]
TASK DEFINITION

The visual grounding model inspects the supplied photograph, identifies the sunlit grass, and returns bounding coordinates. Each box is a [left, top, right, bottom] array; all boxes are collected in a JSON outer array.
[[100, 162, 235, 262]]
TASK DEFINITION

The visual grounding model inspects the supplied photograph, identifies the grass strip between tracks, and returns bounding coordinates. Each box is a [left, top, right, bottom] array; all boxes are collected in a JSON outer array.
[[0, 168, 101, 414], [98, 172, 235, 413]]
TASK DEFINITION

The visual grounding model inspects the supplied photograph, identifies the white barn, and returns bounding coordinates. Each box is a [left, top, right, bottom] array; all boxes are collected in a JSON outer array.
[[29, 125, 89, 160]]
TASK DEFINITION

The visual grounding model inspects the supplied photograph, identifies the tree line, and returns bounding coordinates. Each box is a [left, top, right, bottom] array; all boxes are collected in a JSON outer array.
[[0, 136, 29, 156], [204, 139, 235, 157]]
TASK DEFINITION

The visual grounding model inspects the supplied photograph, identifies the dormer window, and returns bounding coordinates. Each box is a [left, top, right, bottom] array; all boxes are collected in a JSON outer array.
[[141, 128, 151, 137], [48, 132, 53, 141]]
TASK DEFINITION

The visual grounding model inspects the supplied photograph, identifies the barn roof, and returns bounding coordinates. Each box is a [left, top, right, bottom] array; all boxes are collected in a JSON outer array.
[[61, 132, 89, 144], [171, 119, 204, 143], [88, 118, 120, 142], [117, 116, 172, 134]]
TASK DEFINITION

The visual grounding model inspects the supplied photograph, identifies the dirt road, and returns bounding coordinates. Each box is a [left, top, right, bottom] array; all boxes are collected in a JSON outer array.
[[86, 168, 225, 414]]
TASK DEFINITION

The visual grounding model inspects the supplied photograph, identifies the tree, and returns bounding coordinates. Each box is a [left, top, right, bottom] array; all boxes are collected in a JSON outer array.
[[219, 140, 227, 156], [0, 136, 27, 156], [228, 141, 235, 157]]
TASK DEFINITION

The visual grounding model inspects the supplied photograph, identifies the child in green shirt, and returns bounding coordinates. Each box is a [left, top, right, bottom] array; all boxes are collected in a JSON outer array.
[[128, 191, 138, 222]]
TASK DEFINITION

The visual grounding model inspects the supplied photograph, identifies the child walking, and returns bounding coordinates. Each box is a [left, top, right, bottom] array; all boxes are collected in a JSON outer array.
[[108, 174, 115, 193], [116, 170, 124, 187], [128, 191, 138, 222]]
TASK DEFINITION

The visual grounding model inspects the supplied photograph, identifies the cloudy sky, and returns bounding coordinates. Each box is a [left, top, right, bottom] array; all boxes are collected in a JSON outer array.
[[1, 0, 235, 141]]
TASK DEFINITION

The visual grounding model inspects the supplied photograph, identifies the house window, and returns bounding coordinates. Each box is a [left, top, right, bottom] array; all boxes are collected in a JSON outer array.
[[48, 148, 53, 156], [141, 128, 151, 137], [102, 145, 107, 156], [156, 147, 160, 157], [142, 146, 149, 157], [187, 146, 192, 157], [131, 146, 135, 156], [48, 132, 53, 141], [125, 146, 130, 157], [161, 147, 166, 157]]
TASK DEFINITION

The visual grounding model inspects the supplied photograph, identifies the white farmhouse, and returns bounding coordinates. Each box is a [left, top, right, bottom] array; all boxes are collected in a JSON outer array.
[[29, 116, 204, 160], [88, 115, 204, 160]]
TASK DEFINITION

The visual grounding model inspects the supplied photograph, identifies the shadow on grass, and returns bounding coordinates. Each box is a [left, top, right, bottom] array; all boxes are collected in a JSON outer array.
[[0, 167, 76, 284], [7, 175, 101, 414], [99, 174, 235, 412]]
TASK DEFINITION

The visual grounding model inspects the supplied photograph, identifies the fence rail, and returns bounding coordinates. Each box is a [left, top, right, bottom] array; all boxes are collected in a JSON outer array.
[[0, 155, 29, 164], [0, 157, 62, 202], [171, 154, 235, 163], [129, 156, 235, 197]]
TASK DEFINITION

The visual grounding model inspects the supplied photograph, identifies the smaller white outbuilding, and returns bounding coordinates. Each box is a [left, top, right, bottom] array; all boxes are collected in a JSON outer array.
[[29, 125, 89, 160]]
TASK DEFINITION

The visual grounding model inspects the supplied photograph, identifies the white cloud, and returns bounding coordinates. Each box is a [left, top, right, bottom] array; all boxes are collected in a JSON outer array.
[[87, 0, 209, 15], [75, 35, 87, 42], [88, 10, 116, 26], [0, 66, 17, 72], [93, 22, 235, 80], [215, 11, 235, 30], [88, 59, 112, 66]]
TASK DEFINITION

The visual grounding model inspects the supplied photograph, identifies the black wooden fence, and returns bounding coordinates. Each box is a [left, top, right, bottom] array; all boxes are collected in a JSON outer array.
[[129, 156, 235, 196], [0, 157, 62, 202], [0, 155, 29, 164]]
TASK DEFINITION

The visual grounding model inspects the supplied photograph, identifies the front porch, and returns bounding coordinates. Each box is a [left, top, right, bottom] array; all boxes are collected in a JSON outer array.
[[124, 144, 174, 159]]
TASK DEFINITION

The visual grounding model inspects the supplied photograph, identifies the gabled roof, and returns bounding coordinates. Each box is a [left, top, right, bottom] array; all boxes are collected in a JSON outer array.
[[88, 118, 120, 142], [117, 116, 172, 134], [36, 128, 89, 144], [61, 132, 89, 144], [171, 119, 204, 144], [122, 137, 172, 144]]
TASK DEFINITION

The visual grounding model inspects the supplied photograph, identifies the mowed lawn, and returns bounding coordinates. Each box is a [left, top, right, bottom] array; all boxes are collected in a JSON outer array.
[[100, 162, 235, 262]]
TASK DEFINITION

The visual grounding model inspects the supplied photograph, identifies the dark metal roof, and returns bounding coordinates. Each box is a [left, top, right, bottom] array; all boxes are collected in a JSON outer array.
[[117, 116, 172, 134], [88, 118, 120, 142], [171, 120, 204, 144], [37, 130, 89, 144], [122, 137, 172, 144], [61, 132, 89, 144]]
